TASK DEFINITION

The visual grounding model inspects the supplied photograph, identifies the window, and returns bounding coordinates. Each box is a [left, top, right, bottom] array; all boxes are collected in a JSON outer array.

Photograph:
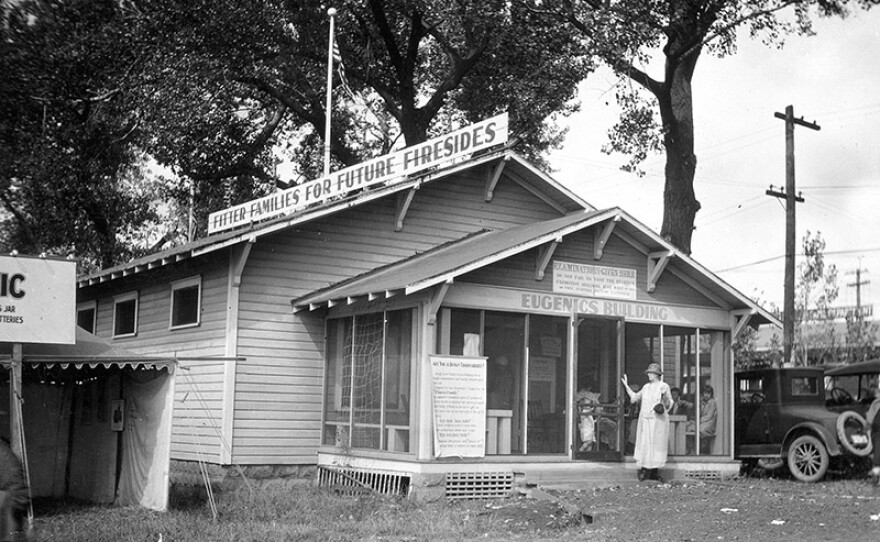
[[113, 292, 138, 338], [323, 309, 414, 453], [170, 276, 201, 329], [791, 376, 819, 396], [77, 301, 97, 333]]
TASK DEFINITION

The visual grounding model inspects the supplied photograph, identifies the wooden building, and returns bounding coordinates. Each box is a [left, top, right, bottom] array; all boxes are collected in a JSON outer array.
[[76, 120, 776, 498]]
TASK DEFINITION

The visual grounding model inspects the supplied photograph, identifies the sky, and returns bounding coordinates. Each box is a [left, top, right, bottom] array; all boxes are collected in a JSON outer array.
[[548, 6, 880, 317]]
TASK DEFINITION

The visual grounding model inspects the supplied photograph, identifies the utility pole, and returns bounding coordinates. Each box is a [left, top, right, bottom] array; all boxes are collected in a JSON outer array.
[[767, 105, 820, 366], [846, 265, 870, 361], [847, 266, 870, 314]]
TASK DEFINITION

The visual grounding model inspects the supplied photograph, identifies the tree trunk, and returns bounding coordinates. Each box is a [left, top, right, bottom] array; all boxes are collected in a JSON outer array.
[[657, 77, 699, 254], [398, 104, 429, 145], [657, 15, 702, 255]]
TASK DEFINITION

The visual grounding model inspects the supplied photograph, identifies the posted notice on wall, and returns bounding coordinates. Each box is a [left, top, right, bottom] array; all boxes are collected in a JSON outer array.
[[552, 260, 637, 300], [430, 355, 487, 458], [0, 254, 76, 344]]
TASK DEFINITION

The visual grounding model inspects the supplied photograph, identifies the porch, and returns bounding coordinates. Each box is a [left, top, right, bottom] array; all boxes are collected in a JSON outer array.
[[316, 451, 742, 500]]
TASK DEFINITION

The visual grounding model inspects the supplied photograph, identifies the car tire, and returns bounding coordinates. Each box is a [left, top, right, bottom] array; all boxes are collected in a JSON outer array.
[[836, 410, 873, 457], [787, 434, 829, 483]]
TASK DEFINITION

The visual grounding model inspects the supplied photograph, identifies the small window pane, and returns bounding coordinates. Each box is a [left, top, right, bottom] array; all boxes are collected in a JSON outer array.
[[792, 377, 819, 396], [114, 299, 136, 336], [77, 308, 96, 333], [172, 285, 200, 327]]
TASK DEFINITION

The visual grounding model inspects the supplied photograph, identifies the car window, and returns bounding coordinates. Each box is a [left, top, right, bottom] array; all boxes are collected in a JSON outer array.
[[827, 375, 859, 399], [791, 376, 819, 396], [737, 376, 764, 404]]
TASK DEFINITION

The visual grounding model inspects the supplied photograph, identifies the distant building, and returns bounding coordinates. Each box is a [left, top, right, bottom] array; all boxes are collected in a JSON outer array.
[[752, 318, 879, 366]]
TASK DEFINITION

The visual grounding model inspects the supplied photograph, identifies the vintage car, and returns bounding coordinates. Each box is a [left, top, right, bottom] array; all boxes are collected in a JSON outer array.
[[824, 358, 880, 414], [735, 365, 876, 482]]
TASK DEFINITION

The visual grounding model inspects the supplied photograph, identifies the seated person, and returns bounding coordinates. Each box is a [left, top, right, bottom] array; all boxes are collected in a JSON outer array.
[[685, 385, 718, 454], [669, 386, 693, 416], [576, 387, 601, 451]]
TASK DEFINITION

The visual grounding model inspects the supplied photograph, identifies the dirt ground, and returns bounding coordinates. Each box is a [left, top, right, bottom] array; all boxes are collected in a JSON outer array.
[[454, 471, 880, 541]]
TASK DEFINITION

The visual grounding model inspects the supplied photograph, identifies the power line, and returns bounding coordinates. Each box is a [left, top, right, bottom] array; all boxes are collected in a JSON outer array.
[[718, 247, 880, 273]]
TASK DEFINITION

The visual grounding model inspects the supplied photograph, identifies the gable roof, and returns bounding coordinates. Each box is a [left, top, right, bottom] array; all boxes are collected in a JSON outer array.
[[78, 148, 591, 287], [291, 207, 780, 328]]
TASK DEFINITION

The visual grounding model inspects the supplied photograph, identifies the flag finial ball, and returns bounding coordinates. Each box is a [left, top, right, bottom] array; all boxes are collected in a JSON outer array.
[[327, 8, 337, 17]]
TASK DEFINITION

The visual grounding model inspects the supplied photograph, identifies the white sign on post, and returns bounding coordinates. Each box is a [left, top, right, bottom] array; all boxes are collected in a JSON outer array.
[[430, 355, 487, 458], [0, 254, 76, 344], [208, 113, 509, 234]]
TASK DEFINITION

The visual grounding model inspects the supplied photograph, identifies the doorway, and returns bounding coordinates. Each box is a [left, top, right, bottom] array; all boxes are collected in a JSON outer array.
[[574, 317, 623, 461]]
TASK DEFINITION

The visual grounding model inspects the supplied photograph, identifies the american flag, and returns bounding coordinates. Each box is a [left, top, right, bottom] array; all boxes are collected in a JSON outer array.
[[332, 41, 355, 99]]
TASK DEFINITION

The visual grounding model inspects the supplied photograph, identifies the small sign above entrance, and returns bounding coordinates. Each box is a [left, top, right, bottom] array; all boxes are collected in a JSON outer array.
[[552, 261, 637, 300]]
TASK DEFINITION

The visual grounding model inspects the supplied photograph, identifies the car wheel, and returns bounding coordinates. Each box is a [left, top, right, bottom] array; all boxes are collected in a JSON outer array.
[[836, 411, 873, 457], [787, 434, 829, 483]]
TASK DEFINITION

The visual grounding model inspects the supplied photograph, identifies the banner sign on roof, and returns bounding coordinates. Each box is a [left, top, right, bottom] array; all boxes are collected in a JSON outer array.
[[0, 254, 76, 345], [208, 113, 509, 234]]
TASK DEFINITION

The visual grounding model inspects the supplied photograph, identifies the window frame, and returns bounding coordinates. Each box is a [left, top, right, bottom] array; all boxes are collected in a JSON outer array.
[[323, 308, 416, 453], [112, 291, 139, 338], [76, 300, 97, 333], [169, 276, 202, 330]]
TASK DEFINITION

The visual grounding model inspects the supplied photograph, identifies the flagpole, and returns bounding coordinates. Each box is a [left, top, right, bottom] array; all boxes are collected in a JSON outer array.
[[323, 7, 337, 177]]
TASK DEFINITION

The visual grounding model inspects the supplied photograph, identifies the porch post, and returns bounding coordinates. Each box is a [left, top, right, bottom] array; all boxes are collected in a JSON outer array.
[[10, 343, 23, 458], [417, 304, 435, 460]]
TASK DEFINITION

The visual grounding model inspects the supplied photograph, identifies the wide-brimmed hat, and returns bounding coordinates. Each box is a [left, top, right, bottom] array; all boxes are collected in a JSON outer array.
[[645, 363, 662, 375]]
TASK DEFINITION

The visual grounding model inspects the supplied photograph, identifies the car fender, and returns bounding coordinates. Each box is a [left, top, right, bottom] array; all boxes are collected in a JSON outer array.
[[783, 421, 842, 456]]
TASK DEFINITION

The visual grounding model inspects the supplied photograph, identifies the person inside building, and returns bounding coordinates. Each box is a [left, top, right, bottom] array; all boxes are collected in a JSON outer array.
[[669, 387, 693, 416], [621, 363, 672, 482], [487, 355, 514, 409], [698, 385, 718, 454], [576, 386, 601, 452]]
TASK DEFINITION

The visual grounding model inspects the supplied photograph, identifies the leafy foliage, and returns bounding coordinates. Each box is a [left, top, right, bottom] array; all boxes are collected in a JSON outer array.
[[3, 0, 589, 253], [523, 0, 876, 254], [1, 0, 159, 271], [794, 230, 840, 365]]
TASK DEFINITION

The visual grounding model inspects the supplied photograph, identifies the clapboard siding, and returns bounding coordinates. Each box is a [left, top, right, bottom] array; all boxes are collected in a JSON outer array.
[[237, 375, 322, 387], [462, 227, 720, 309], [84, 253, 229, 356], [229, 170, 565, 464], [78, 253, 232, 461], [171, 359, 225, 462]]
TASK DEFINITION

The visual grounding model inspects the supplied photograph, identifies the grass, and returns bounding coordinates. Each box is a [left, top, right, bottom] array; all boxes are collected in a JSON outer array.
[[30, 484, 556, 542]]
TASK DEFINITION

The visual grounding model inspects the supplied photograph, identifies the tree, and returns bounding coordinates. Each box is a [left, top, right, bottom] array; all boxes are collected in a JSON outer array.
[[1, 0, 159, 271], [844, 309, 878, 363], [793, 231, 839, 365], [3, 0, 589, 257], [124, 0, 589, 234], [524, 0, 876, 254], [735, 232, 844, 367], [733, 294, 780, 370]]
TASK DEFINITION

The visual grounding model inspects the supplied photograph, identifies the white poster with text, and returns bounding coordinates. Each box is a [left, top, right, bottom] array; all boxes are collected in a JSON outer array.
[[552, 261, 637, 300], [430, 355, 486, 458], [0, 254, 75, 344]]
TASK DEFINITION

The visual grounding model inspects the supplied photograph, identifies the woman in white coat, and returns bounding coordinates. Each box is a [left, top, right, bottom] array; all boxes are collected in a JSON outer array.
[[622, 363, 672, 481]]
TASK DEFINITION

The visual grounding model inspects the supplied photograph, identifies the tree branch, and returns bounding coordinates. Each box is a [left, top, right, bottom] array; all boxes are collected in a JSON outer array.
[[674, 0, 801, 64], [0, 191, 40, 252]]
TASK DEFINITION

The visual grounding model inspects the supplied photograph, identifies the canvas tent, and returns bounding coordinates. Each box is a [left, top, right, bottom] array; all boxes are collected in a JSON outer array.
[[0, 327, 176, 511]]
